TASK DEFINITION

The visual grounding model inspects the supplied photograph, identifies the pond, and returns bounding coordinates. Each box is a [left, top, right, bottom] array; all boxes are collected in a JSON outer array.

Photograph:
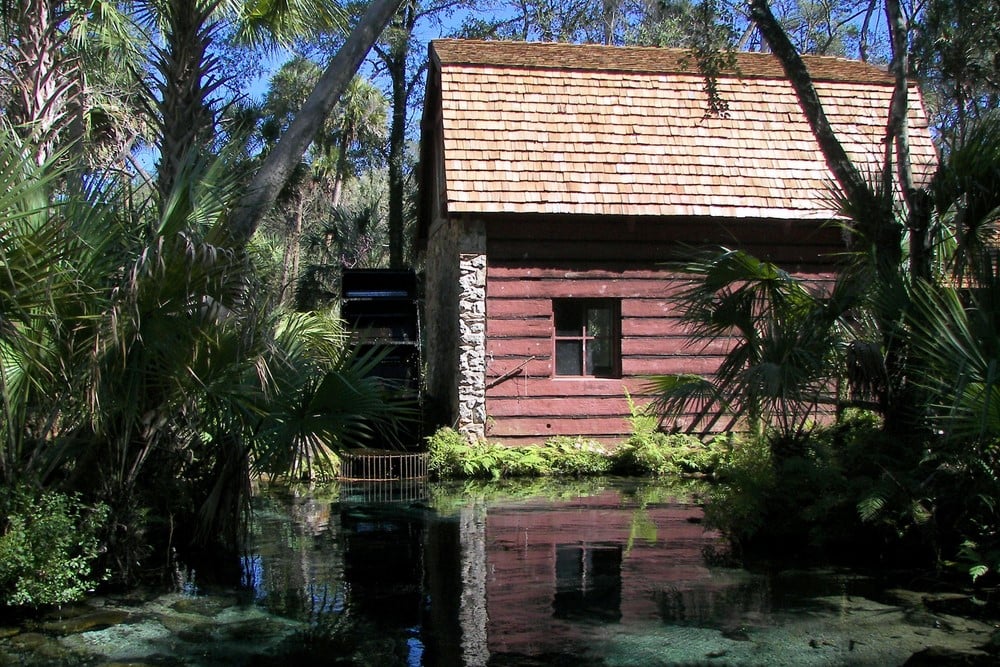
[[0, 477, 996, 665]]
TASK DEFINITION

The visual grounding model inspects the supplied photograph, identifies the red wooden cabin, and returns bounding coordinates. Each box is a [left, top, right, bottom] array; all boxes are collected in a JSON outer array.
[[417, 39, 936, 445]]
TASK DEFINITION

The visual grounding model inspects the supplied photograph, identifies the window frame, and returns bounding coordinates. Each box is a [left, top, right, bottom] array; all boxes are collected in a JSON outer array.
[[551, 298, 621, 378]]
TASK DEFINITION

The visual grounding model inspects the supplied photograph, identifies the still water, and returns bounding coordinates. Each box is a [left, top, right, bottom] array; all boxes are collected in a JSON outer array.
[[1, 477, 996, 665]]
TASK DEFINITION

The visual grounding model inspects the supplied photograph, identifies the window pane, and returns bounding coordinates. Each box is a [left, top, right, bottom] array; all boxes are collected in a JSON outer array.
[[555, 340, 583, 375], [554, 302, 583, 337], [587, 338, 613, 376], [553, 544, 622, 622], [586, 306, 611, 338]]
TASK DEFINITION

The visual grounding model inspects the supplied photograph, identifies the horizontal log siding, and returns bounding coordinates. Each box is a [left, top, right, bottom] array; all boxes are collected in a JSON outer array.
[[485, 265, 717, 444], [481, 217, 840, 445]]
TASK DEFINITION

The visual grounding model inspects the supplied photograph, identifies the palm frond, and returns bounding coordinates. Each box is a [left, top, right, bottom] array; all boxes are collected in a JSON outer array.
[[933, 110, 1000, 287], [650, 247, 840, 438], [908, 278, 1000, 442]]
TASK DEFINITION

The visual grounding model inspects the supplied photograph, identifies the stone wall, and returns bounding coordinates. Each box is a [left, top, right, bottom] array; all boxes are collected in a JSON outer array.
[[423, 216, 487, 441], [456, 221, 486, 439]]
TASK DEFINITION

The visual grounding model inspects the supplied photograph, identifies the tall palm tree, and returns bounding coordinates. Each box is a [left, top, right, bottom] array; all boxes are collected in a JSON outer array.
[[0, 0, 139, 167], [229, 0, 406, 247], [132, 0, 341, 205], [260, 59, 387, 303], [328, 76, 387, 208]]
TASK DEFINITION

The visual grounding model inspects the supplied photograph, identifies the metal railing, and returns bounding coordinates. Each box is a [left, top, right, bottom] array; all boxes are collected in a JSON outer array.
[[339, 450, 428, 482]]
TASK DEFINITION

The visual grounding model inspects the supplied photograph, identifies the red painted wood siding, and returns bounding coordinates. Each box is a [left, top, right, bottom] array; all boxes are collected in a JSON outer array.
[[484, 492, 728, 655], [481, 217, 840, 445], [485, 264, 710, 443]]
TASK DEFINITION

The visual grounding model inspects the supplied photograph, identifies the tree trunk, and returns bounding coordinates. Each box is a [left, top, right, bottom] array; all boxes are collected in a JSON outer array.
[[387, 46, 408, 269], [331, 133, 352, 209], [748, 0, 903, 273], [858, 0, 878, 62], [226, 0, 406, 248], [884, 0, 932, 284], [278, 194, 305, 305], [747, 1, 878, 215], [748, 0, 926, 436]]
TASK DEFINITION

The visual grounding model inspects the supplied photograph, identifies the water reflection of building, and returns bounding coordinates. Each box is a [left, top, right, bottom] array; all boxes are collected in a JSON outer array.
[[255, 485, 765, 665], [471, 491, 731, 659]]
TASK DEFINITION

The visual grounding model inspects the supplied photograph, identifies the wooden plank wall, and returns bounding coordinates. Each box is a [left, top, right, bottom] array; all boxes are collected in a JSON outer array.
[[481, 216, 840, 445]]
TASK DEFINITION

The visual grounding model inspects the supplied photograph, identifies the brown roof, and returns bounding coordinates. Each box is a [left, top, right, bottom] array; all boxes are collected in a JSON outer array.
[[431, 39, 895, 85], [427, 39, 938, 220]]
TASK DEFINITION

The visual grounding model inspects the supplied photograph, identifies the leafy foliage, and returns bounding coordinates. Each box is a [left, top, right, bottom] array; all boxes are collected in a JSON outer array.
[[0, 487, 108, 607], [703, 412, 926, 561], [425, 409, 729, 481], [0, 123, 416, 587]]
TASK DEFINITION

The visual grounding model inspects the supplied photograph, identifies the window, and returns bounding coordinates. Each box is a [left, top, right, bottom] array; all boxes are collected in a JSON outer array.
[[552, 543, 623, 621], [553, 299, 620, 377]]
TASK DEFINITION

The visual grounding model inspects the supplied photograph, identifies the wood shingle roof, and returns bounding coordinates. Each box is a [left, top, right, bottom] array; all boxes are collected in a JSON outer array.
[[425, 39, 938, 221]]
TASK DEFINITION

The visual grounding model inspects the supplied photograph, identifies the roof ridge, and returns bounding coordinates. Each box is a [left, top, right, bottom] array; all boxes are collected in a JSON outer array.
[[430, 39, 892, 85]]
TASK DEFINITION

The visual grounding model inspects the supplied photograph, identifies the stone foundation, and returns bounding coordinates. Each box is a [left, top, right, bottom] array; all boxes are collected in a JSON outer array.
[[456, 222, 486, 440]]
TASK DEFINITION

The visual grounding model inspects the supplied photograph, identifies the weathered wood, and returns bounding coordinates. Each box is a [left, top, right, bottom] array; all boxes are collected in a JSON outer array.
[[486, 415, 634, 438], [477, 259, 835, 442], [485, 216, 844, 245], [487, 298, 553, 318], [484, 339, 727, 366], [487, 318, 553, 337], [620, 299, 675, 318], [622, 356, 724, 374], [621, 355, 725, 376], [486, 376, 655, 398], [490, 239, 844, 267], [484, 358, 553, 378], [488, 396, 631, 418], [488, 239, 700, 262], [622, 318, 697, 337], [621, 336, 731, 356], [488, 265, 687, 280], [486, 338, 552, 358]]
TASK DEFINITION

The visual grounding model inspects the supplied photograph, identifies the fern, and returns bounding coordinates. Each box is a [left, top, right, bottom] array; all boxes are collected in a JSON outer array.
[[857, 493, 887, 523]]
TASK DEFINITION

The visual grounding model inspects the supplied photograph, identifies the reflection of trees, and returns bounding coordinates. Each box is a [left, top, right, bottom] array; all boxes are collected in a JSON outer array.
[[246, 490, 344, 620], [655, 579, 772, 627]]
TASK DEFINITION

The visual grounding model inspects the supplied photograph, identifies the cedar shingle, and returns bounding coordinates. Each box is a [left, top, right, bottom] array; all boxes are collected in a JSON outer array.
[[429, 40, 937, 220]]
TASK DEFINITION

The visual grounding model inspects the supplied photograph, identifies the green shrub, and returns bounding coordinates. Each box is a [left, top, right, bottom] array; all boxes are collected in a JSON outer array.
[[703, 436, 776, 543], [425, 425, 729, 480], [427, 428, 611, 479], [426, 427, 469, 479], [613, 432, 680, 475], [612, 432, 728, 476], [542, 437, 613, 476], [0, 488, 109, 608]]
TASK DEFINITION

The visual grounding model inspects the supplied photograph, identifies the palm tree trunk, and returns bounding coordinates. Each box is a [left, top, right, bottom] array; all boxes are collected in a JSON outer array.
[[884, 0, 933, 283], [277, 192, 306, 305], [13, 0, 75, 166], [154, 0, 217, 204], [227, 0, 406, 248], [748, 0, 927, 435], [331, 133, 352, 209]]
